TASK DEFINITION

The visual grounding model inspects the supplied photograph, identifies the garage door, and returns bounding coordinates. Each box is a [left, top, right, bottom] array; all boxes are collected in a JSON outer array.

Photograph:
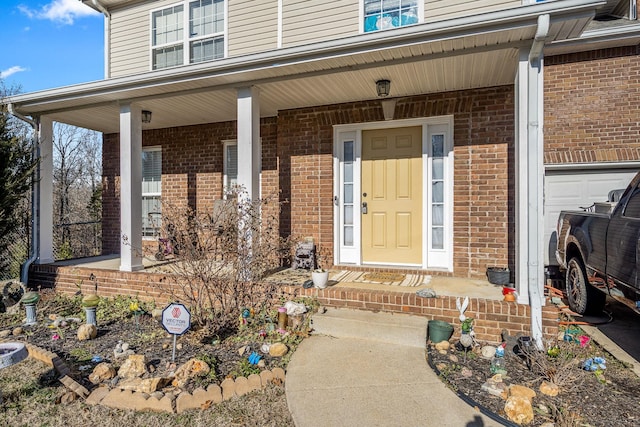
[[544, 168, 638, 266]]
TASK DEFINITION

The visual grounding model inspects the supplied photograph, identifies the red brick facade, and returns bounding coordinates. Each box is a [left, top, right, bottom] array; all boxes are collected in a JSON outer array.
[[544, 46, 640, 165], [102, 87, 516, 278]]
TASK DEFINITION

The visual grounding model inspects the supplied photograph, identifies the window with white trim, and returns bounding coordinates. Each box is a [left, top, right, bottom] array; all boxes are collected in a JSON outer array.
[[223, 140, 237, 192], [142, 148, 162, 238], [363, 0, 419, 33], [152, 0, 225, 70]]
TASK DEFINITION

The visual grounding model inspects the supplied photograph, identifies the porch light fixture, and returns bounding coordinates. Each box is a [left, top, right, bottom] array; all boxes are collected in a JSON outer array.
[[376, 79, 391, 97], [141, 110, 152, 123]]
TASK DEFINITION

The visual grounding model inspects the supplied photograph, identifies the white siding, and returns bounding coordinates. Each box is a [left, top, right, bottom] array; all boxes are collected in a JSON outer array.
[[228, 0, 278, 57], [425, 0, 521, 23]]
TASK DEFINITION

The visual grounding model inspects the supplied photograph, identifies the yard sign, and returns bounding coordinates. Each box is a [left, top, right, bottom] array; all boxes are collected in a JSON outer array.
[[161, 302, 191, 362]]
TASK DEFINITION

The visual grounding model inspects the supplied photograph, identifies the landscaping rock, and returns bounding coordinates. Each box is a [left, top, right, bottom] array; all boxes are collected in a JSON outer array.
[[221, 378, 235, 400], [85, 386, 110, 406], [89, 362, 116, 384], [509, 384, 536, 402], [260, 370, 274, 385], [234, 376, 250, 396], [434, 341, 450, 351], [504, 395, 534, 425], [77, 324, 97, 341], [0, 330, 10, 338], [269, 343, 288, 357], [481, 345, 496, 359], [539, 381, 559, 397], [481, 379, 508, 399], [12, 327, 23, 336], [118, 354, 147, 379], [117, 377, 169, 394], [171, 358, 210, 388], [247, 374, 262, 392]]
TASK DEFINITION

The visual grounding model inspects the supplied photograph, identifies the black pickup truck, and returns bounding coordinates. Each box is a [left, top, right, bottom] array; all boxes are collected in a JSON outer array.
[[556, 171, 640, 315]]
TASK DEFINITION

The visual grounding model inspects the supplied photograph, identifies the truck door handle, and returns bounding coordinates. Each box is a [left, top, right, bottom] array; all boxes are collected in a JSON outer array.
[[362, 202, 368, 214]]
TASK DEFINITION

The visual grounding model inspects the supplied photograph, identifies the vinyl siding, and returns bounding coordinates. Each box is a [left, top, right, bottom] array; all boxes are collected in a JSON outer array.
[[228, 0, 278, 56], [281, 0, 358, 47], [425, 0, 521, 23], [108, 0, 524, 77]]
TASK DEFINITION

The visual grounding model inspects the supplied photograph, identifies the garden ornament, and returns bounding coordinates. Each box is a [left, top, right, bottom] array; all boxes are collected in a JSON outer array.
[[456, 296, 469, 322]]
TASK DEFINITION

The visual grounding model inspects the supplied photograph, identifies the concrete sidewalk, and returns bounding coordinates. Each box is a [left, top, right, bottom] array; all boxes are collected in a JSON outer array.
[[285, 308, 501, 427]]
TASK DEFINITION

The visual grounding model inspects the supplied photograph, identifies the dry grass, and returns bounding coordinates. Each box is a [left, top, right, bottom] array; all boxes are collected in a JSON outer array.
[[0, 357, 294, 427]]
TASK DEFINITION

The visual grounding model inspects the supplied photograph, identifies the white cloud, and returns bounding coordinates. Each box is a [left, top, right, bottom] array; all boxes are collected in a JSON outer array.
[[0, 66, 28, 79], [19, 0, 99, 25]]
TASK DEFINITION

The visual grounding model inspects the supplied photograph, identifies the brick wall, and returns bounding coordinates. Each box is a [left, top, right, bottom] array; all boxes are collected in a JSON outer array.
[[102, 119, 279, 254], [103, 88, 514, 278], [29, 264, 558, 343], [278, 87, 515, 278], [544, 46, 640, 165]]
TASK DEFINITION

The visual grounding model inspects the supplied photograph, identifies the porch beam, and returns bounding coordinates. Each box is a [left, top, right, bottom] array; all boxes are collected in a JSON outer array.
[[37, 116, 54, 264], [236, 86, 261, 199], [119, 103, 143, 272]]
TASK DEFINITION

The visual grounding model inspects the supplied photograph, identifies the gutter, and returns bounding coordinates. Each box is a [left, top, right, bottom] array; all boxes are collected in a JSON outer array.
[[527, 14, 550, 350], [7, 104, 39, 285], [10, 0, 604, 111], [89, 0, 111, 79]]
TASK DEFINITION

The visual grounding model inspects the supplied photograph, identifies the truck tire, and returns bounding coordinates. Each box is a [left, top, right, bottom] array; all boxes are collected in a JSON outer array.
[[566, 257, 606, 315]]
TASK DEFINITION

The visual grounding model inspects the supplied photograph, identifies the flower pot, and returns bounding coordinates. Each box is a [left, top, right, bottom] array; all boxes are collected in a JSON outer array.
[[312, 270, 329, 289], [428, 320, 454, 343], [487, 267, 510, 285]]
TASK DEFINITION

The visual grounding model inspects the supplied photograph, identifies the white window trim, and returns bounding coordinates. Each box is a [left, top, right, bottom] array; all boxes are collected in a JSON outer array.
[[359, 0, 424, 34], [142, 146, 162, 240], [150, 0, 228, 70], [333, 116, 454, 271], [223, 139, 237, 194]]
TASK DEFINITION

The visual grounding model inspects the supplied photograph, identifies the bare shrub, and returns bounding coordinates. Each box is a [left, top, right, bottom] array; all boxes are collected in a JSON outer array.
[[148, 190, 290, 334], [521, 339, 591, 392]]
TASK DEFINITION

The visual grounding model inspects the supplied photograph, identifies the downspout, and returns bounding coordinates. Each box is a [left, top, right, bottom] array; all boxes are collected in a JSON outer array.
[[90, 0, 111, 79], [7, 104, 39, 285], [527, 14, 549, 350]]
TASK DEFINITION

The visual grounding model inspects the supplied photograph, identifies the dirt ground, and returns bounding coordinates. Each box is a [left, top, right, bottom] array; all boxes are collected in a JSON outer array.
[[427, 331, 640, 427]]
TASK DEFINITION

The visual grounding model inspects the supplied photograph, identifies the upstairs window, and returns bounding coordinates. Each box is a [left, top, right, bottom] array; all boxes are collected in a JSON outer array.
[[363, 0, 419, 33], [152, 0, 225, 70]]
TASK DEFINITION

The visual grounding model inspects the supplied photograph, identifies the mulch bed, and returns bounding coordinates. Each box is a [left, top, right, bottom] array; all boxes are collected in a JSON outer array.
[[427, 332, 640, 426]]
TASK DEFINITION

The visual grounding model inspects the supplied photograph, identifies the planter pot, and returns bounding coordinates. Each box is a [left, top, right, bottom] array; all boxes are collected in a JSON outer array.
[[312, 270, 329, 289], [428, 320, 454, 343], [487, 267, 510, 285]]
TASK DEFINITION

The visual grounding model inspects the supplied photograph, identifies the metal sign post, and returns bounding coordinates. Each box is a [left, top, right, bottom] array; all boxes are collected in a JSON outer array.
[[161, 303, 191, 362]]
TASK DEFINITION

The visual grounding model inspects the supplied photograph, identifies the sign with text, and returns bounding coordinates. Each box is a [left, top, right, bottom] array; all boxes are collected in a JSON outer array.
[[161, 303, 191, 335]]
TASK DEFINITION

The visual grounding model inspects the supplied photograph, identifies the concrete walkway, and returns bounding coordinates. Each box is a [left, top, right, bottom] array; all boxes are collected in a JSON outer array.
[[286, 308, 502, 427]]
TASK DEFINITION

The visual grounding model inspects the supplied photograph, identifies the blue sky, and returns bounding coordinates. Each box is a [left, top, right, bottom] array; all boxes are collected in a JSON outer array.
[[0, 0, 104, 94]]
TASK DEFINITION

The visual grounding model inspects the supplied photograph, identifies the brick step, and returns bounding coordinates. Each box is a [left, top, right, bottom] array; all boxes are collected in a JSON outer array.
[[311, 307, 427, 348]]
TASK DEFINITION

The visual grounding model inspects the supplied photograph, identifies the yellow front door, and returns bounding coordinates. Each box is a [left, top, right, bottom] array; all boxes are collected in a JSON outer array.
[[361, 126, 422, 264]]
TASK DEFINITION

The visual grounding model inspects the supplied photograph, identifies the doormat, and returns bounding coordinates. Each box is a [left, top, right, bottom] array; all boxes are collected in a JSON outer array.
[[332, 271, 426, 287]]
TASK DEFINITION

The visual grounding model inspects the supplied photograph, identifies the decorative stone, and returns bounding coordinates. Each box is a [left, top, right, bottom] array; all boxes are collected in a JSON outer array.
[[238, 345, 250, 356], [481, 379, 508, 399], [257, 359, 266, 369], [269, 343, 288, 357], [481, 346, 496, 359], [504, 395, 535, 425], [435, 341, 450, 351], [151, 308, 163, 319], [260, 370, 274, 386], [89, 362, 116, 384], [118, 354, 147, 379], [235, 376, 250, 396], [171, 358, 210, 388], [117, 377, 169, 394], [59, 375, 90, 398], [539, 381, 559, 397], [272, 367, 286, 382], [448, 354, 459, 363], [0, 330, 10, 338], [509, 385, 536, 402], [247, 374, 262, 392], [77, 324, 97, 341], [59, 391, 77, 404], [460, 367, 473, 378], [11, 327, 22, 336]]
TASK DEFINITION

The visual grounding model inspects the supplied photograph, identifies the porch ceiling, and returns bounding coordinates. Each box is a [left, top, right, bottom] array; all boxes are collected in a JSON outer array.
[[5, 1, 601, 133]]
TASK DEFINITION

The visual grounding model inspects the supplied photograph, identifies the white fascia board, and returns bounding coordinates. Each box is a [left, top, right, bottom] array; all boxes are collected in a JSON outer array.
[[548, 22, 640, 50], [9, 0, 604, 114]]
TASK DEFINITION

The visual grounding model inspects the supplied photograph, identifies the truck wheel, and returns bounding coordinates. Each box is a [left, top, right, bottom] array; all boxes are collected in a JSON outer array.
[[566, 257, 605, 315]]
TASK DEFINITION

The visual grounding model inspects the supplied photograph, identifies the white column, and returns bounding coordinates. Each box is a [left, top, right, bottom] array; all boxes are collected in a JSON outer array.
[[37, 116, 54, 264], [119, 103, 144, 272], [515, 46, 545, 346], [236, 86, 261, 200]]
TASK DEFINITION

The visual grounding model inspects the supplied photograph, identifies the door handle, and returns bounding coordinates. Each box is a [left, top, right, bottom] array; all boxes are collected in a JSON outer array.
[[362, 202, 368, 214]]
